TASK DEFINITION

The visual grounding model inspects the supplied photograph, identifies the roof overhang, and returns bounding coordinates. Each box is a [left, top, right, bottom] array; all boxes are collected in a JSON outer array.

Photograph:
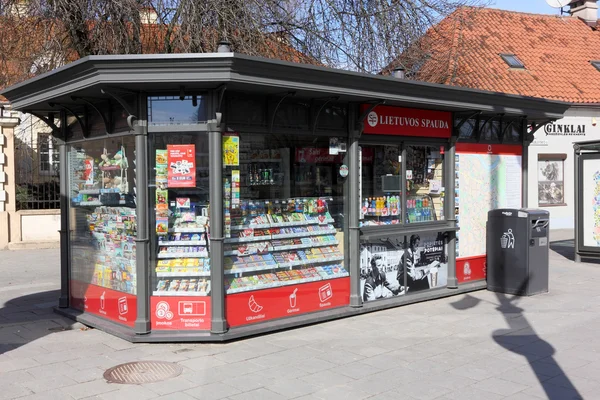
[[0, 53, 570, 123]]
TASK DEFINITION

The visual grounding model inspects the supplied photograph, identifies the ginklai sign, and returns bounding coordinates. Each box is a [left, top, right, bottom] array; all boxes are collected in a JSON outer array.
[[361, 105, 452, 138]]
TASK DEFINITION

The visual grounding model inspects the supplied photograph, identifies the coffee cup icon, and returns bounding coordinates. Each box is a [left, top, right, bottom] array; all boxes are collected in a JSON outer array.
[[289, 288, 298, 308]]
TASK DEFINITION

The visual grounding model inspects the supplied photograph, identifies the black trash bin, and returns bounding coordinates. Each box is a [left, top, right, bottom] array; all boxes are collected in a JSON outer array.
[[486, 209, 550, 296]]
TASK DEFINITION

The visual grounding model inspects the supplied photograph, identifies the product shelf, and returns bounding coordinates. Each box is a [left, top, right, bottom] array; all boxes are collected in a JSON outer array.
[[225, 273, 349, 294], [271, 240, 338, 252], [224, 264, 284, 275], [156, 271, 211, 277], [277, 255, 344, 268], [158, 240, 207, 246], [153, 291, 210, 296], [157, 253, 209, 259], [168, 227, 206, 233], [224, 236, 272, 244], [270, 229, 336, 239]]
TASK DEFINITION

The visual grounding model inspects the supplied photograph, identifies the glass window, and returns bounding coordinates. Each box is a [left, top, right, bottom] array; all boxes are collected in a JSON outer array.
[[38, 133, 58, 175], [538, 154, 566, 206], [68, 136, 137, 325], [360, 145, 402, 227], [221, 132, 348, 304], [500, 54, 525, 69], [406, 145, 445, 223], [458, 118, 477, 140], [149, 133, 211, 301], [148, 96, 207, 127]]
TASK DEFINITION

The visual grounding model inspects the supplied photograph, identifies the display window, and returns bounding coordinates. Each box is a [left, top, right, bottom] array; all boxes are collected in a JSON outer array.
[[360, 231, 449, 302], [68, 136, 137, 326], [405, 145, 445, 223], [222, 132, 350, 327], [149, 133, 211, 330], [360, 145, 402, 226]]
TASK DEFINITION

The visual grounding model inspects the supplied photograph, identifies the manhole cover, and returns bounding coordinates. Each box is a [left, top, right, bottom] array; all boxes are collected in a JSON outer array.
[[104, 361, 183, 384]]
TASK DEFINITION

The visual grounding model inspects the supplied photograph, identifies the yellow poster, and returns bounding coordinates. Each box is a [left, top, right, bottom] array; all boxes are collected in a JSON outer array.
[[223, 134, 240, 166]]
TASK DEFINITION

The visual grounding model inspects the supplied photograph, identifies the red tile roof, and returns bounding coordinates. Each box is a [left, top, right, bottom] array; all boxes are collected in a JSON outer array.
[[387, 7, 600, 104]]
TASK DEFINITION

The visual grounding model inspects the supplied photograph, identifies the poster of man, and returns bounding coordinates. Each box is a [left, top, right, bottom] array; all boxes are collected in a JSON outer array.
[[538, 160, 564, 204], [360, 232, 448, 302]]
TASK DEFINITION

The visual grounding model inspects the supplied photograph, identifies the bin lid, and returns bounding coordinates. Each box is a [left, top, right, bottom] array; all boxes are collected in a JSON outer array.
[[487, 208, 549, 218]]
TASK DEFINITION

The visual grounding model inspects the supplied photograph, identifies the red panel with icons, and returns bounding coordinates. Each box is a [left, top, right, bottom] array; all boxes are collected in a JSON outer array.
[[360, 105, 452, 138], [150, 296, 211, 330], [225, 277, 350, 328], [70, 280, 137, 327], [456, 143, 523, 155], [456, 256, 487, 284]]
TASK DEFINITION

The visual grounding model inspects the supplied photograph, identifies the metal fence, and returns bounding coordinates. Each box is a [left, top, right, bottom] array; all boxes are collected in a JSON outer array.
[[14, 114, 60, 210]]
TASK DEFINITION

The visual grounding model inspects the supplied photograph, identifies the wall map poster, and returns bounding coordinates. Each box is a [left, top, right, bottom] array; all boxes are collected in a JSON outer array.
[[582, 158, 600, 247], [360, 232, 448, 302]]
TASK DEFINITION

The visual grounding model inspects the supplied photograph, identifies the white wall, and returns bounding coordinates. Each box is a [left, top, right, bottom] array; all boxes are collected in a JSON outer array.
[[528, 107, 600, 229], [20, 211, 60, 241]]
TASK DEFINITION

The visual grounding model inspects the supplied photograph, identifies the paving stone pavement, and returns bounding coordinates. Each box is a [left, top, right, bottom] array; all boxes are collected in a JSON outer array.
[[1, 230, 598, 400]]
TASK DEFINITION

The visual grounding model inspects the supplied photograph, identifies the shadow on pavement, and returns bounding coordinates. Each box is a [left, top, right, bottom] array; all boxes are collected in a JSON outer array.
[[0, 289, 85, 355], [550, 239, 600, 264], [451, 286, 583, 400]]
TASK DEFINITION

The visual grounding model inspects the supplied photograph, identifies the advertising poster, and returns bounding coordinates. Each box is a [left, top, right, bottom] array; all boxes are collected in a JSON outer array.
[[167, 144, 196, 188], [582, 158, 600, 247], [455, 144, 522, 283], [360, 232, 448, 302], [156, 149, 168, 188], [223, 134, 240, 166]]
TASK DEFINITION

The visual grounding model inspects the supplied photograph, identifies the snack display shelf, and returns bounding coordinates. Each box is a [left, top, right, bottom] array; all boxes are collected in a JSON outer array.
[[157, 253, 208, 259], [156, 271, 211, 277], [225, 273, 349, 294], [77, 200, 128, 206], [240, 158, 281, 163], [224, 248, 270, 256], [278, 255, 344, 268], [270, 229, 337, 239], [158, 240, 207, 246], [153, 291, 210, 296], [225, 236, 272, 244], [168, 227, 206, 233], [230, 218, 335, 230], [272, 240, 338, 252], [224, 264, 282, 275]]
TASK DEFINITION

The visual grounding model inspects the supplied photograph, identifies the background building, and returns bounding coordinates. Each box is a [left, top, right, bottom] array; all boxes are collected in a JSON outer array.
[[388, 0, 600, 229]]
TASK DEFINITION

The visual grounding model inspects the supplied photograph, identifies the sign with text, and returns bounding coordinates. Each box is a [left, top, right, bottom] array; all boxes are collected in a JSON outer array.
[[361, 105, 452, 138], [150, 296, 211, 330], [225, 277, 350, 327], [167, 144, 196, 188], [70, 280, 136, 327]]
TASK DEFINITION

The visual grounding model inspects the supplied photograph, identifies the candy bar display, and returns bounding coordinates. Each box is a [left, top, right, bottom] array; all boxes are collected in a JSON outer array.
[[222, 196, 347, 294]]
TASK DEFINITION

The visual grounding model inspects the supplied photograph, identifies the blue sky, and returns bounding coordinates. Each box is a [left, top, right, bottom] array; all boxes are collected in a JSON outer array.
[[488, 0, 568, 14]]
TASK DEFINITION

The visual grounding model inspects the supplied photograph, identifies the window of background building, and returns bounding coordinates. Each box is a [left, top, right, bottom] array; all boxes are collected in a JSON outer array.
[[38, 133, 58, 175], [538, 154, 566, 206]]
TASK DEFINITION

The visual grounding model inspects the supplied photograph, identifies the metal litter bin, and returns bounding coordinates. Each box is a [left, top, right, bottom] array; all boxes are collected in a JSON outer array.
[[486, 209, 550, 296]]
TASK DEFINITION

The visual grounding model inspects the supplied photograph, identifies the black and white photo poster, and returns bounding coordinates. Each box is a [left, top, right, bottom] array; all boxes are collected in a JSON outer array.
[[538, 159, 564, 205], [360, 232, 448, 302]]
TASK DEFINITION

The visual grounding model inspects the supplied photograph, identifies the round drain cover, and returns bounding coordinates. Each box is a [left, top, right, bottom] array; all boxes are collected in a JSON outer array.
[[104, 361, 183, 384]]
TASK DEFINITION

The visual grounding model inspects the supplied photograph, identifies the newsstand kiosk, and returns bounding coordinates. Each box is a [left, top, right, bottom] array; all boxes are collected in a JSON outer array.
[[0, 53, 568, 342]]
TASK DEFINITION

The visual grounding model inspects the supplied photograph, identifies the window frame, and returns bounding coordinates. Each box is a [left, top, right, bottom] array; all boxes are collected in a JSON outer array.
[[500, 53, 525, 69]]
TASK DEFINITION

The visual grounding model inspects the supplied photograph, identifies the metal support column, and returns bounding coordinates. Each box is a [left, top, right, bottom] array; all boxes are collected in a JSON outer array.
[[522, 135, 530, 208], [446, 139, 458, 288], [574, 145, 581, 263], [209, 111, 227, 333], [348, 105, 361, 307], [134, 93, 151, 334], [58, 111, 70, 307]]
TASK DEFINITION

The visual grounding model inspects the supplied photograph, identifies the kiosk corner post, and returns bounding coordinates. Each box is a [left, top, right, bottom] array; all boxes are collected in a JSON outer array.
[[348, 105, 362, 307], [58, 110, 70, 308], [522, 124, 530, 207], [134, 92, 151, 334], [574, 145, 581, 263], [209, 94, 227, 334], [446, 136, 458, 289]]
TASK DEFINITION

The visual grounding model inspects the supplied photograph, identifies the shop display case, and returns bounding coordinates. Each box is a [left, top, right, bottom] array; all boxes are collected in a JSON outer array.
[[223, 196, 348, 294]]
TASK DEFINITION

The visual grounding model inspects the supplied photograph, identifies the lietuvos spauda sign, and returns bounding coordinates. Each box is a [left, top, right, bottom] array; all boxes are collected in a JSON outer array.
[[361, 105, 452, 138], [544, 122, 586, 136]]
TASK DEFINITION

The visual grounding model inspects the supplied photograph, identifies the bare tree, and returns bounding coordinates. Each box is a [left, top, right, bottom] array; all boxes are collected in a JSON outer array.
[[0, 0, 489, 89]]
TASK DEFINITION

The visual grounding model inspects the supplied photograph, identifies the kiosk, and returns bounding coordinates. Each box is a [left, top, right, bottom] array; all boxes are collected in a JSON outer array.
[[574, 140, 600, 262], [0, 53, 568, 341]]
